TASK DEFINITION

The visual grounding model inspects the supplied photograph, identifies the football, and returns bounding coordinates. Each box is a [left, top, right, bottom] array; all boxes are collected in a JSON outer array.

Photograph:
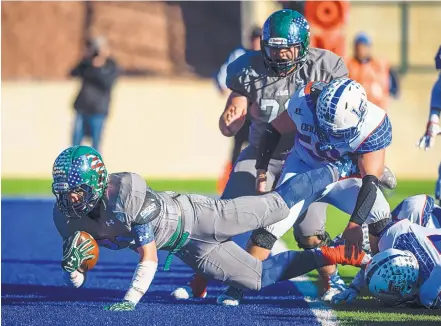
[[77, 231, 99, 272]]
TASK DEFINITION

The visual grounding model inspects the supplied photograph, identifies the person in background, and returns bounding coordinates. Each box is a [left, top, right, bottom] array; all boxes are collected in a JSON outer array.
[[70, 36, 119, 152], [215, 27, 262, 194], [346, 32, 399, 111], [417, 45, 441, 205]]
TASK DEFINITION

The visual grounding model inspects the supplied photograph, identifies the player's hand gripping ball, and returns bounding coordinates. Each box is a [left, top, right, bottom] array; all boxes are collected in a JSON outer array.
[[62, 231, 99, 273]]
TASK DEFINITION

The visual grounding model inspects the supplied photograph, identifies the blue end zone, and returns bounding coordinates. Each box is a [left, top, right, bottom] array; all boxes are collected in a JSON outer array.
[[1, 198, 320, 325]]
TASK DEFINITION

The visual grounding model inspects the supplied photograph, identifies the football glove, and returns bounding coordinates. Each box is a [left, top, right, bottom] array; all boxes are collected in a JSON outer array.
[[330, 284, 359, 305], [104, 300, 136, 311], [61, 231, 96, 273], [417, 121, 441, 150]]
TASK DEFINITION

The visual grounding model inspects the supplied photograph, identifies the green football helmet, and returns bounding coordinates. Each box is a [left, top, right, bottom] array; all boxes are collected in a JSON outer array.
[[261, 9, 310, 76], [52, 146, 108, 218]]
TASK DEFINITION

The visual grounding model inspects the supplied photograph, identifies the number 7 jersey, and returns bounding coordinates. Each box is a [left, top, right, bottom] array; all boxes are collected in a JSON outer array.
[[286, 81, 393, 168]]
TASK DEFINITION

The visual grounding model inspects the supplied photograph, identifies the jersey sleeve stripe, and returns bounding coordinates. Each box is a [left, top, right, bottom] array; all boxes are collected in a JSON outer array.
[[354, 114, 392, 153], [355, 114, 386, 151]]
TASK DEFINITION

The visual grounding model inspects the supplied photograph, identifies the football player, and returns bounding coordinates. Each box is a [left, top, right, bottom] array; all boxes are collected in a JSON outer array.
[[337, 209, 441, 309], [217, 77, 395, 306], [417, 45, 441, 205], [174, 8, 351, 303], [331, 194, 441, 304], [54, 145, 362, 311]]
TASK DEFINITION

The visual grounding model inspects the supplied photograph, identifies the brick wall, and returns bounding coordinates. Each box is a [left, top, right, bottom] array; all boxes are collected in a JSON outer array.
[[1, 1, 242, 80]]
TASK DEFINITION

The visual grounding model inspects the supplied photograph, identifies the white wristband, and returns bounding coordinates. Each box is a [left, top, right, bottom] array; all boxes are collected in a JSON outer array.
[[123, 260, 158, 305], [429, 110, 440, 123], [63, 270, 85, 288]]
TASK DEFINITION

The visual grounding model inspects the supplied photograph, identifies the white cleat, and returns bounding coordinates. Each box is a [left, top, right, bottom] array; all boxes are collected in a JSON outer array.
[[216, 287, 243, 306], [171, 286, 207, 300]]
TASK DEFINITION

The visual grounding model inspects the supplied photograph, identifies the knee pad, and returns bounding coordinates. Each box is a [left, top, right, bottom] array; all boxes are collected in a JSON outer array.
[[294, 231, 332, 250], [250, 229, 278, 250]]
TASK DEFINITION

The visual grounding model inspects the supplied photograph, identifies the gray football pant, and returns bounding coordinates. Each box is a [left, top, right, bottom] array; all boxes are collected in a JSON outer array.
[[221, 145, 285, 199], [176, 166, 334, 291]]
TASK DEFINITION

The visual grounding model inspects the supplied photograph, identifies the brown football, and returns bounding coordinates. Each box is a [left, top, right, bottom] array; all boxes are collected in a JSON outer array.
[[77, 231, 99, 271]]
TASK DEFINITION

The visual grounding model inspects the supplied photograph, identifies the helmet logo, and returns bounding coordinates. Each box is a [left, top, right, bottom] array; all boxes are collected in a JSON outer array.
[[268, 37, 288, 47]]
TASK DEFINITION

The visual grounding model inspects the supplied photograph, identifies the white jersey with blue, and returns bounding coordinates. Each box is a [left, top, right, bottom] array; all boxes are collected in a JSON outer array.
[[392, 194, 441, 229], [379, 219, 441, 308], [286, 81, 392, 169]]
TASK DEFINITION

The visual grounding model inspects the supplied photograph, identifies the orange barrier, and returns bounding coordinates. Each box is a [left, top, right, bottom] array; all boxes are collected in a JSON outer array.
[[305, 1, 350, 57]]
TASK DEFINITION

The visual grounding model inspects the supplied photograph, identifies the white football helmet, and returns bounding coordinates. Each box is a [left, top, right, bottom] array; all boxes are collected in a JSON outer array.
[[365, 248, 419, 306], [315, 78, 368, 150]]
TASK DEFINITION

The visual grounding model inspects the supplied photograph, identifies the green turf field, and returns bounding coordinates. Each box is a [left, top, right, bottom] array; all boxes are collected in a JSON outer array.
[[2, 178, 440, 325]]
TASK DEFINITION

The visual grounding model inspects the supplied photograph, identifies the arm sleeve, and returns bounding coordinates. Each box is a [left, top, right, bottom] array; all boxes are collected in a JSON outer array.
[[216, 48, 246, 91], [70, 60, 88, 77], [226, 55, 250, 98], [82, 59, 119, 90], [331, 57, 349, 79], [430, 76, 441, 110], [388, 68, 400, 98], [419, 266, 441, 309]]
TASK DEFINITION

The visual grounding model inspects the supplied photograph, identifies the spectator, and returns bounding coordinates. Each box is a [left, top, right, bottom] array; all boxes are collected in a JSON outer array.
[[346, 32, 399, 110], [215, 26, 262, 194], [70, 36, 119, 152]]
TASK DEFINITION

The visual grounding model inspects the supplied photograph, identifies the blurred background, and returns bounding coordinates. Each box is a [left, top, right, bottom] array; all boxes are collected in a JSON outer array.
[[2, 0, 441, 184]]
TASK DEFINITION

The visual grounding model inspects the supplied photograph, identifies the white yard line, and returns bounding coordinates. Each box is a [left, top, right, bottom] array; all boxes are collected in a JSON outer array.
[[272, 240, 339, 326]]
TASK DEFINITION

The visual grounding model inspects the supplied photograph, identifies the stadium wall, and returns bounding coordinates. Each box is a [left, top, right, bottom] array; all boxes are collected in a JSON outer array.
[[2, 74, 440, 180]]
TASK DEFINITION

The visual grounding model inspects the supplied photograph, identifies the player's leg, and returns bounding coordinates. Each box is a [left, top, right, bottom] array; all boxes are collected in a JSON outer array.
[[231, 120, 250, 164], [292, 203, 347, 302], [179, 238, 367, 306], [179, 238, 366, 306], [222, 145, 277, 199], [174, 145, 279, 299]]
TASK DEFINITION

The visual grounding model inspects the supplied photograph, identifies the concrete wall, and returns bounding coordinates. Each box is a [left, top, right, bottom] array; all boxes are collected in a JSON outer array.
[[2, 74, 440, 179], [1, 78, 230, 179]]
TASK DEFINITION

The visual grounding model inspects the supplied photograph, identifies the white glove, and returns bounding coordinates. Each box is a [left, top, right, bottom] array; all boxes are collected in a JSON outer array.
[[331, 284, 359, 305], [417, 113, 441, 150]]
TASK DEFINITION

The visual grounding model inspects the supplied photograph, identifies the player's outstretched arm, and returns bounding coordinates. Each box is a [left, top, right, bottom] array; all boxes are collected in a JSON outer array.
[[104, 223, 158, 311], [341, 149, 386, 258], [331, 269, 367, 305], [219, 91, 249, 137], [417, 108, 441, 151]]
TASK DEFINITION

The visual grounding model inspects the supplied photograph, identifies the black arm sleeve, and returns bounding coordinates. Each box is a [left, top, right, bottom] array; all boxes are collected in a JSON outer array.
[[255, 124, 281, 171], [349, 175, 379, 226]]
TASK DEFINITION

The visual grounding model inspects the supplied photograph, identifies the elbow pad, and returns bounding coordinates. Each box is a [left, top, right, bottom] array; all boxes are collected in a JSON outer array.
[[368, 217, 392, 237], [349, 175, 379, 226], [255, 124, 281, 171]]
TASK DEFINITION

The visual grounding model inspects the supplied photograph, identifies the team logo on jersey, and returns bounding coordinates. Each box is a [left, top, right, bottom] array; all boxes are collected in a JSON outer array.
[[140, 202, 158, 218]]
